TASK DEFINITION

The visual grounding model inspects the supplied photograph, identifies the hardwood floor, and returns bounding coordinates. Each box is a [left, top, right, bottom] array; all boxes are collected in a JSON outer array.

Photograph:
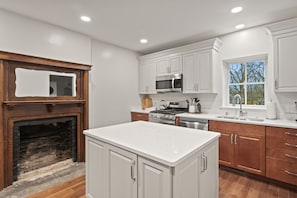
[[28, 169, 297, 198]]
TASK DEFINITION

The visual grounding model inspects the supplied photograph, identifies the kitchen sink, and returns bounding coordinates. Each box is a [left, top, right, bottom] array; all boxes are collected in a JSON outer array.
[[216, 115, 264, 122]]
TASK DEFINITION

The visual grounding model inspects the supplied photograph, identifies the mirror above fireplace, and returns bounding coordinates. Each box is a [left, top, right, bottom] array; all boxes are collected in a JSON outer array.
[[15, 68, 77, 97]]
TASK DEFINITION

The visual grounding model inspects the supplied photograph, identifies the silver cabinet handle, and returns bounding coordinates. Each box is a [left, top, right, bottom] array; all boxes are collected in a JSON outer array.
[[285, 153, 297, 159], [285, 132, 297, 137], [205, 154, 208, 171], [285, 143, 297, 148], [234, 134, 238, 145], [201, 153, 207, 173], [172, 78, 175, 89], [285, 170, 297, 177], [131, 161, 136, 182], [231, 134, 234, 144]]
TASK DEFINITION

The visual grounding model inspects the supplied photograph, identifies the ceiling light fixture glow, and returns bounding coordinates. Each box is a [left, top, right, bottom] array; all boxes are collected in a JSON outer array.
[[231, 7, 243, 13], [235, 24, 245, 29], [80, 16, 91, 22], [140, 38, 148, 44]]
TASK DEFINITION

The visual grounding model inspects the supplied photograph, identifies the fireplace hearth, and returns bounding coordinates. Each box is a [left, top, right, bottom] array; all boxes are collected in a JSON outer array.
[[13, 117, 77, 181]]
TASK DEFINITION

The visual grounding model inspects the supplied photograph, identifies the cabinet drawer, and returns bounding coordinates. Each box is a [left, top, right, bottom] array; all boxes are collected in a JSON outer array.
[[131, 112, 149, 122], [209, 121, 265, 135], [266, 127, 297, 150], [266, 148, 297, 163], [266, 157, 297, 186]]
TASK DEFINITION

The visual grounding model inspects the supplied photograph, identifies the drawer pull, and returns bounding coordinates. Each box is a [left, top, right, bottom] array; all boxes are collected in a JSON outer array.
[[285, 143, 297, 148], [285, 153, 297, 159], [285, 170, 297, 177], [285, 132, 297, 137]]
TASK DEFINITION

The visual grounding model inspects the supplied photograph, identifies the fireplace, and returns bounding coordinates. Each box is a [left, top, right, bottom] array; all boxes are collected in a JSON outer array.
[[13, 116, 77, 181], [0, 51, 91, 190]]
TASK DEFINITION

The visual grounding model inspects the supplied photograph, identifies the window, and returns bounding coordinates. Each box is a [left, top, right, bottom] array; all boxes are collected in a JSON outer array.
[[224, 55, 266, 107]]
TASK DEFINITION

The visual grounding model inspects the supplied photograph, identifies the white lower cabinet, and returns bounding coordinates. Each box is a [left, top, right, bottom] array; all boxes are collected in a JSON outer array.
[[86, 137, 218, 198], [107, 145, 137, 198], [138, 157, 171, 198], [86, 138, 137, 198], [173, 141, 218, 198]]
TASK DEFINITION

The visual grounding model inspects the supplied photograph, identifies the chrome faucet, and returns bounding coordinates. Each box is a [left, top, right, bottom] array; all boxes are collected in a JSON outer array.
[[233, 94, 245, 118]]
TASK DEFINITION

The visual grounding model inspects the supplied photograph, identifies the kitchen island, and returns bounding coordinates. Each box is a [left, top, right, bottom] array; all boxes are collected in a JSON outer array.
[[83, 121, 220, 198]]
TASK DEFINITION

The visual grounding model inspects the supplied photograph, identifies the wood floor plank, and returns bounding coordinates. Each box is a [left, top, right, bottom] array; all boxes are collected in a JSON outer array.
[[27, 169, 297, 198]]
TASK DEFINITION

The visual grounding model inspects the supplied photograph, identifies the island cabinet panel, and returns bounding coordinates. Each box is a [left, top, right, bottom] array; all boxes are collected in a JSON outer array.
[[108, 145, 137, 198], [138, 157, 172, 198], [86, 138, 137, 198], [266, 126, 297, 186], [86, 138, 105, 198], [173, 141, 219, 198], [209, 120, 265, 176]]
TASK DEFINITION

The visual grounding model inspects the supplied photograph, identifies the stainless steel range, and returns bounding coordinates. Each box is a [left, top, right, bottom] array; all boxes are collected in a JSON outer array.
[[149, 101, 188, 125]]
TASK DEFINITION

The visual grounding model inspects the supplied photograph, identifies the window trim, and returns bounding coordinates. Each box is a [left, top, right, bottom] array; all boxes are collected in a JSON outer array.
[[222, 54, 268, 109]]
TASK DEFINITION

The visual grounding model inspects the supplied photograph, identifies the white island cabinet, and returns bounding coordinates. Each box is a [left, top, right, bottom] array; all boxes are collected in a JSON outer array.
[[84, 121, 220, 198]]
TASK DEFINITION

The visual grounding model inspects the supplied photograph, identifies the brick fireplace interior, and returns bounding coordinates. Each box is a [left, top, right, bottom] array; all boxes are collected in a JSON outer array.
[[0, 51, 91, 190], [13, 116, 77, 181]]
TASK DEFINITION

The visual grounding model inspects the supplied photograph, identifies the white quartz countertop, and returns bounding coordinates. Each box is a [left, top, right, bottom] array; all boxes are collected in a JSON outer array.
[[177, 113, 297, 129], [83, 121, 220, 167]]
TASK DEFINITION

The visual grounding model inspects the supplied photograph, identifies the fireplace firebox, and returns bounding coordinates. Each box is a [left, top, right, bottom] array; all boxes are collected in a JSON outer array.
[[13, 116, 77, 181]]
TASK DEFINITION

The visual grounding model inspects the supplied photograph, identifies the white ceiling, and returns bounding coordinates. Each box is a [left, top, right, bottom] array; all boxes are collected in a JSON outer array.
[[1, 0, 297, 54]]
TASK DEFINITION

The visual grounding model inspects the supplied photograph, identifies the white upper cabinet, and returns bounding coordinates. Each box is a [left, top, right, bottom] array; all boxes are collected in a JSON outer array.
[[139, 61, 156, 94], [156, 55, 182, 76], [267, 18, 297, 92], [182, 41, 221, 93], [139, 38, 222, 94]]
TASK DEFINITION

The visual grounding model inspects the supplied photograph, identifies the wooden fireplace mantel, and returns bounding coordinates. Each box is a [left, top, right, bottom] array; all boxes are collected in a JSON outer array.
[[0, 51, 91, 190]]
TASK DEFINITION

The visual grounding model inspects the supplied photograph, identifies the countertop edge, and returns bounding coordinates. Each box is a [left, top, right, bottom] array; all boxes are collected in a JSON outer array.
[[177, 113, 297, 129]]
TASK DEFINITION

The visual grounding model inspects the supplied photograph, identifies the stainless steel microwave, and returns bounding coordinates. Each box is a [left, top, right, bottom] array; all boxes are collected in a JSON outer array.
[[156, 74, 182, 93]]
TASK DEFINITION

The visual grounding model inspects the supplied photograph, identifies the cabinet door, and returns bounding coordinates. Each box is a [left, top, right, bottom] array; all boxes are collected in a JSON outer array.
[[138, 157, 171, 198], [218, 131, 234, 166], [173, 154, 199, 198], [86, 138, 106, 198], [197, 50, 212, 93], [107, 145, 137, 198], [199, 141, 219, 198], [170, 56, 182, 74], [156, 59, 169, 76], [275, 33, 297, 92], [182, 52, 198, 93], [139, 61, 156, 94], [235, 125, 265, 175], [209, 121, 234, 167]]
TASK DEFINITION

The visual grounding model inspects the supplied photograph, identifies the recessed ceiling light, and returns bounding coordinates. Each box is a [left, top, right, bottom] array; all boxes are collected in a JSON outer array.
[[235, 24, 245, 29], [140, 39, 148, 44], [80, 16, 91, 22], [231, 7, 243, 14]]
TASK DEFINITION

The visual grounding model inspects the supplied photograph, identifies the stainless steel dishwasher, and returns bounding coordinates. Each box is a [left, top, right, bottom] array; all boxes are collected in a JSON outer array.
[[179, 117, 209, 131]]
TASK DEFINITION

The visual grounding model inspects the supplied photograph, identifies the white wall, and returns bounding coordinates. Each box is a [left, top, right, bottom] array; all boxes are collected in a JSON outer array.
[[0, 9, 140, 128], [0, 9, 91, 65], [149, 26, 297, 120], [89, 40, 140, 128]]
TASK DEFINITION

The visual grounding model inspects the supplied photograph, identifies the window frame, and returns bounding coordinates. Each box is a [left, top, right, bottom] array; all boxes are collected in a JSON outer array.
[[223, 54, 267, 109]]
